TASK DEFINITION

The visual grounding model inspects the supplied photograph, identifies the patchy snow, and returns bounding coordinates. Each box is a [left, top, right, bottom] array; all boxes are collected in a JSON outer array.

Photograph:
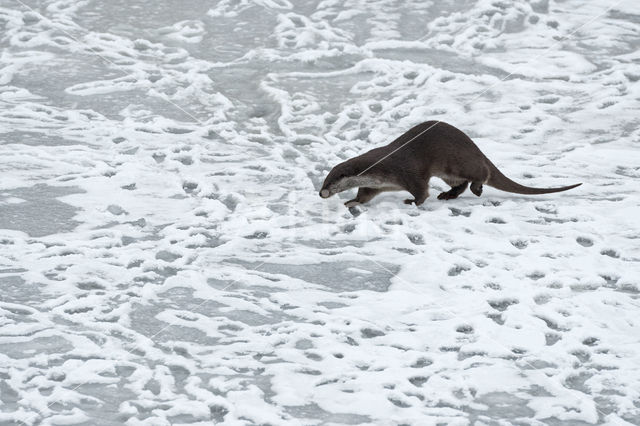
[[0, 0, 639, 425]]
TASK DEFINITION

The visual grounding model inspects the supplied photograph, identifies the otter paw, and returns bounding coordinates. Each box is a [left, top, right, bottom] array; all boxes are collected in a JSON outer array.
[[471, 186, 483, 197], [438, 192, 451, 200], [344, 200, 360, 208]]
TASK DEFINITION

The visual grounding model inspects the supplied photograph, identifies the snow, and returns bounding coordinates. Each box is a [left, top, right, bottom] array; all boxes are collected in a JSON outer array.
[[1, 0, 639, 424]]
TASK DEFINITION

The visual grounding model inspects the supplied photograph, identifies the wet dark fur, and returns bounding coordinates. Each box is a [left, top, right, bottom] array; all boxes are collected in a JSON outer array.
[[319, 121, 581, 207]]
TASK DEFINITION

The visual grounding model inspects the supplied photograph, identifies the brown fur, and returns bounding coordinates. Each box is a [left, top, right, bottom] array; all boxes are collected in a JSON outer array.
[[319, 121, 581, 207]]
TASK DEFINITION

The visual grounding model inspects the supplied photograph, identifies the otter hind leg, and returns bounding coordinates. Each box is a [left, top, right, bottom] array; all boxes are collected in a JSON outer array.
[[438, 181, 469, 200], [468, 164, 489, 197], [448, 163, 488, 198], [470, 181, 483, 197], [344, 187, 382, 207]]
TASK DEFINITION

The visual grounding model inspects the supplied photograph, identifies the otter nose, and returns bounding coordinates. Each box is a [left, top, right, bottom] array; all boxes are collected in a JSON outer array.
[[320, 189, 330, 198]]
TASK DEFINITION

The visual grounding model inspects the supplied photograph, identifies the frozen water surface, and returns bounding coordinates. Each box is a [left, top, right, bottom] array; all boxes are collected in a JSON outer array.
[[0, 185, 82, 237], [1, 0, 640, 425]]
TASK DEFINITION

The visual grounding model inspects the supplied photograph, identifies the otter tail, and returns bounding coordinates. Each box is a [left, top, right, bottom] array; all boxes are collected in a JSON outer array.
[[486, 161, 581, 195]]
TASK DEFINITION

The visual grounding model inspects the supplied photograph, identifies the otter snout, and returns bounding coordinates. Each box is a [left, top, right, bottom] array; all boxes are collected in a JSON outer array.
[[320, 189, 330, 198]]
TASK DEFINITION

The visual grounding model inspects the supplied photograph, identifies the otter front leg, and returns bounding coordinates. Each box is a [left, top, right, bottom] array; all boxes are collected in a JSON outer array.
[[344, 187, 381, 207], [438, 181, 469, 200], [403, 180, 430, 206]]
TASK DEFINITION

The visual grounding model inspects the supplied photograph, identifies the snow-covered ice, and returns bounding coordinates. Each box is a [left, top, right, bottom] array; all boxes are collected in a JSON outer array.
[[1, 0, 639, 424]]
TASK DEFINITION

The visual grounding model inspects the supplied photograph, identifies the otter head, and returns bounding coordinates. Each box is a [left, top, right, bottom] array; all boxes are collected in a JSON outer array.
[[319, 159, 364, 198]]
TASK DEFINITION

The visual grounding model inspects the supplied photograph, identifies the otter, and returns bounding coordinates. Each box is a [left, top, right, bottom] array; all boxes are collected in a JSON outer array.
[[319, 121, 581, 207]]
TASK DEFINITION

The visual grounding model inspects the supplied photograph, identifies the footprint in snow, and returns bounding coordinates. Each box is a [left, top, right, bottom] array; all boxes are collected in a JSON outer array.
[[576, 236, 593, 247], [407, 233, 424, 245], [410, 357, 432, 368], [600, 249, 620, 258], [456, 324, 474, 334], [448, 265, 470, 276], [177, 156, 193, 165], [361, 328, 385, 338], [488, 298, 519, 311], [182, 181, 198, 193]]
